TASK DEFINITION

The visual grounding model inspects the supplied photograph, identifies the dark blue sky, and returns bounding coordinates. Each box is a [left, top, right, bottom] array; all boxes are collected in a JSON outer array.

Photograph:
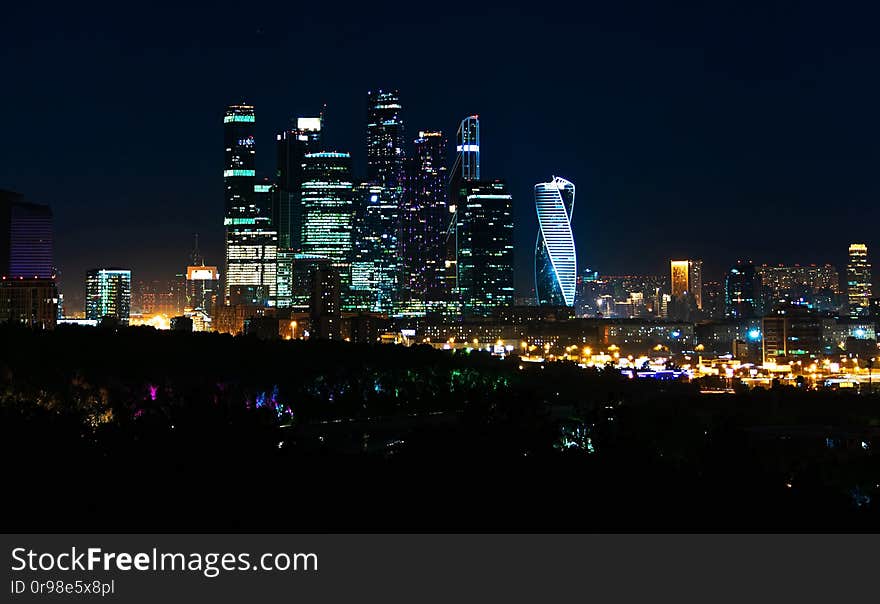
[[3, 1, 879, 308]]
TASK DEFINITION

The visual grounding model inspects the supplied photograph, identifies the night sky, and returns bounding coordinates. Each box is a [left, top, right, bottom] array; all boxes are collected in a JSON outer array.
[[3, 1, 879, 310]]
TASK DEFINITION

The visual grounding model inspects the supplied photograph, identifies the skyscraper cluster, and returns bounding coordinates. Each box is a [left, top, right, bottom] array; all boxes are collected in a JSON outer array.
[[220, 94, 523, 325]]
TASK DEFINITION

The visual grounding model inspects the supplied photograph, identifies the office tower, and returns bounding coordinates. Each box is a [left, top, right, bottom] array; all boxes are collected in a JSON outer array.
[[724, 261, 762, 318], [670, 259, 703, 309], [310, 265, 341, 340], [86, 268, 131, 324], [574, 269, 600, 317], [277, 252, 331, 310], [276, 116, 322, 250], [223, 104, 277, 306], [300, 151, 354, 299], [847, 243, 872, 317], [366, 90, 406, 196], [351, 183, 399, 314], [534, 176, 576, 307], [0, 278, 57, 328], [762, 303, 823, 364], [402, 130, 449, 315], [0, 190, 53, 279], [186, 265, 220, 316], [456, 180, 514, 317], [445, 116, 482, 309], [0, 191, 57, 328]]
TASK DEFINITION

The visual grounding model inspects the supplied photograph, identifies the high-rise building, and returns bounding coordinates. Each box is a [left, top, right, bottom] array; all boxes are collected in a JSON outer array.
[[534, 176, 576, 307], [276, 251, 331, 310], [300, 152, 354, 299], [351, 183, 399, 314], [847, 243, 872, 317], [0, 190, 53, 279], [724, 261, 762, 318], [366, 90, 406, 197], [445, 116, 482, 310], [310, 265, 341, 340], [456, 180, 514, 317], [86, 268, 131, 324], [0, 191, 57, 328], [275, 116, 322, 250], [223, 104, 277, 306], [402, 130, 449, 315], [186, 265, 220, 316], [670, 259, 703, 310]]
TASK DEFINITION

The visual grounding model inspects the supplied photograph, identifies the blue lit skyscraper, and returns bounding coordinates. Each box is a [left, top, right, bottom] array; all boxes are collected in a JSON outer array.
[[300, 151, 354, 298], [534, 177, 576, 307], [366, 90, 405, 198], [275, 116, 322, 250], [86, 268, 131, 324], [451, 116, 480, 181]]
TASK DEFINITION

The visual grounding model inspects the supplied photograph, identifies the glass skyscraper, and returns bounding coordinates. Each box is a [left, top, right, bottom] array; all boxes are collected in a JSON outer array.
[[456, 180, 514, 317], [400, 130, 449, 316], [275, 116, 322, 250], [351, 182, 400, 314], [223, 104, 277, 306], [86, 268, 131, 324], [366, 90, 405, 196], [300, 152, 354, 298], [534, 177, 576, 307]]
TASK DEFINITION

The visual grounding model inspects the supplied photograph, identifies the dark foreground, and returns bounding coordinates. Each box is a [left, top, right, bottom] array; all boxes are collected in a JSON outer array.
[[2, 325, 880, 531]]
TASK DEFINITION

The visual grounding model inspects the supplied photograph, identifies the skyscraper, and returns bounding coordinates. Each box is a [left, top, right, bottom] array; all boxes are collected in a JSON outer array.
[[534, 177, 576, 307], [402, 130, 449, 315], [847, 243, 872, 317], [456, 180, 514, 317], [724, 261, 762, 318], [366, 90, 406, 196], [86, 268, 131, 324], [275, 116, 322, 250], [300, 152, 354, 298], [445, 115, 482, 310], [451, 116, 480, 182], [223, 104, 278, 306], [0, 190, 53, 279], [0, 190, 57, 329], [351, 183, 400, 314], [670, 259, 703, 310]]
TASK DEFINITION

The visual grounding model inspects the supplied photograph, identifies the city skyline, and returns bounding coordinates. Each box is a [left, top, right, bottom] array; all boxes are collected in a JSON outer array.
[[4, 3, 880, 309]]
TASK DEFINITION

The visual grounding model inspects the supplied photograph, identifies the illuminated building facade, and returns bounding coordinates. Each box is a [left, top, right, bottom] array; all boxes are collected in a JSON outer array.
[[276, 116, 322, 250], [445, 116, 481, 312], [86, 268, 131, 324], [0, 191, 53, 280], [847, 243, 872, 317], [351, 183, 399, 314], [300, 152, 354, 298], [725, 261, 762, 318], [366, 90, 405, 198], [186, 265, 220, 316], [276, 251, 331, 310], [534, 177, 576, 307], [762, 304, 823, 363], [456, 180, 514, 317], [0, 278, 57, 328], [670, 259, 703, 310], [401, 130, 448, 315], [223, 104, 277, 306]]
